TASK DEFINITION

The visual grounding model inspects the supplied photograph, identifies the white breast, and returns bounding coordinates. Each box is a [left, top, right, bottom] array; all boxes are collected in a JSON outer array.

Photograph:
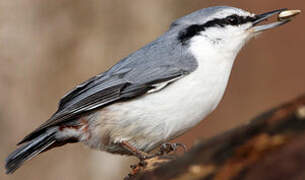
[[94, 35, 238, 152]]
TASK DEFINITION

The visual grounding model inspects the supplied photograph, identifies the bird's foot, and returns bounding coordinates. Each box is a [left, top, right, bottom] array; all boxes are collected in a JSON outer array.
[[120, 141, 150, 160], [120, 141, 187, 161], [157, 142, 188, 155], [126, 164, 144, 179], [126, 155, 176, 179], [136, 142, 187, 162], [121, 141, 187, 179]]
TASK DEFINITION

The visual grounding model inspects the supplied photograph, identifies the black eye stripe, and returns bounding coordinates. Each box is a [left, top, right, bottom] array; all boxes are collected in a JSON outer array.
[[226, 15, 241, 25], [178, 14, 256, 45], [225, 14, 256, 25]]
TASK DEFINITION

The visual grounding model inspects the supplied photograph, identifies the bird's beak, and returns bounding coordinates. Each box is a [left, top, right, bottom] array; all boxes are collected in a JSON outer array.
[[251, 8, 299, 32]]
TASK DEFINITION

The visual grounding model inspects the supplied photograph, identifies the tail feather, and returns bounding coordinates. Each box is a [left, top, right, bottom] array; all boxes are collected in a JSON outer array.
[[5, 129, 57, 174]]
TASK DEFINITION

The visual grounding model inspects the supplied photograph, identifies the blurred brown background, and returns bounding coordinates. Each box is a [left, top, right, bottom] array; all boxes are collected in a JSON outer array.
[[0, 0, 304, 180]]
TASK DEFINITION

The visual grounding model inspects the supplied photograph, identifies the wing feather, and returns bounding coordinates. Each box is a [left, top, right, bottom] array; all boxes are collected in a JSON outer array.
[[19, 33, 198, 144], [19, 67, 188, 144]]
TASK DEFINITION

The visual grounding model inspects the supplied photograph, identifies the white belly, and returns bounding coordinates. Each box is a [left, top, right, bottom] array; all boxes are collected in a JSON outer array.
[[86, 38, 237, 153], [91, 60, 234, 153]]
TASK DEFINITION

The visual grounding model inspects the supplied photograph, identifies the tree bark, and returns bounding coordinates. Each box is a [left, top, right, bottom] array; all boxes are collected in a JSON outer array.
[[127, 94, 305, 180]]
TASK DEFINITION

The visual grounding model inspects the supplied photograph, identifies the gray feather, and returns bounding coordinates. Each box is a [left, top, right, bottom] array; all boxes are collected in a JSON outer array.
[[6, 129, 57, 174], [19, 12, 199, 144]]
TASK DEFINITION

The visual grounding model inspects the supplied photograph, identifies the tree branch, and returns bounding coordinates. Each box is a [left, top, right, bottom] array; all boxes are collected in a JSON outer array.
[[127, 94, 305, 180]]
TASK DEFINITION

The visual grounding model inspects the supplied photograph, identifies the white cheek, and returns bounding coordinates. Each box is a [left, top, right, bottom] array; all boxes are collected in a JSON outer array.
[[200, 24, 252, 56]]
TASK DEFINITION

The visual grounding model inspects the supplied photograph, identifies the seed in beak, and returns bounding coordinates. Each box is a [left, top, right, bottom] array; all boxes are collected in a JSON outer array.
[[278, 10, 301, 21]]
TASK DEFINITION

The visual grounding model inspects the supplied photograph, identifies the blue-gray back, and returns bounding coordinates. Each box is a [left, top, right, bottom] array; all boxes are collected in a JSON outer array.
[[19, 23, 199, 143]]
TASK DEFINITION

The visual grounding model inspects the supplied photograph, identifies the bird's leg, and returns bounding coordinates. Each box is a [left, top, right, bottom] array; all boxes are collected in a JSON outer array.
[[136, 142, 187, 160], [120, 141, 150, 178], [120, 141, 149, 161], [157, 142, 188, 155], [122, 142, 187, 178]]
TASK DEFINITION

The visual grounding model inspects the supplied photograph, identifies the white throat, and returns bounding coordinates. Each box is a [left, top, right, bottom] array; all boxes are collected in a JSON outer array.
[[183, 33, 238, 119], [95, 34, 242, 152]]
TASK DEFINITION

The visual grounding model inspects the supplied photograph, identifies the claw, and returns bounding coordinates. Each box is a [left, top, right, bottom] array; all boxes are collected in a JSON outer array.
[[130, 164, 137, 169], [139, 160, 147, 167], [159, 142, 187, 154], [175, 143, 188, 152]]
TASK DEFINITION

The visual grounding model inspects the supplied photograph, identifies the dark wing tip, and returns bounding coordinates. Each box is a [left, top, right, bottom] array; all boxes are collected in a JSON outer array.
[[6, 129, 57, 174], [17, 128, 47, 145], [5, 159, 18, 174]]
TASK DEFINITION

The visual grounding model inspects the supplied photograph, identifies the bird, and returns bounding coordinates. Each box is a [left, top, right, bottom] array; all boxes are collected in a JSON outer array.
[[5, 6, 298, 174]]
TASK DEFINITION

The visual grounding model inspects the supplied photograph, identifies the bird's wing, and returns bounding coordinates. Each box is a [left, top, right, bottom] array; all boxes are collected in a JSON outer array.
[[52, 64, 189, 123], [19, 63, 192, 144], [19, 34, 198, 144]]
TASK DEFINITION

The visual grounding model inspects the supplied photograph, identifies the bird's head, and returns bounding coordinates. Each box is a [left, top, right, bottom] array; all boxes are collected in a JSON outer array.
[[171, 6, 295, 58]]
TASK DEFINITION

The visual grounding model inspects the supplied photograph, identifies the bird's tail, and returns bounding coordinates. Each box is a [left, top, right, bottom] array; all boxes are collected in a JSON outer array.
[[5, 128, 57, 174]]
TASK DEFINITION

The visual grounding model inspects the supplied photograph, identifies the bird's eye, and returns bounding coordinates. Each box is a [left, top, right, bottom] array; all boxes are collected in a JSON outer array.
[[226, 15, 240, 25]]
